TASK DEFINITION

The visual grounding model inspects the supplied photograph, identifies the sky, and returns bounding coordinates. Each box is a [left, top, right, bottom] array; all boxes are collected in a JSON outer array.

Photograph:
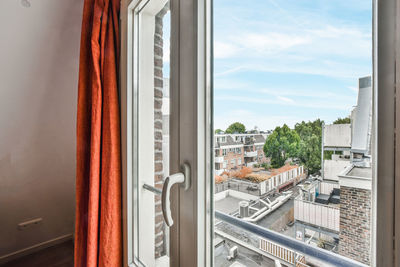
[[213, 0, 372, 132]]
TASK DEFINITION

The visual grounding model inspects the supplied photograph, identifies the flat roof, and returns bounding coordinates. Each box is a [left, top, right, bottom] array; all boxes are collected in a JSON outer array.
[[347, 166, 372, 179], [215, 196, 243, 215]]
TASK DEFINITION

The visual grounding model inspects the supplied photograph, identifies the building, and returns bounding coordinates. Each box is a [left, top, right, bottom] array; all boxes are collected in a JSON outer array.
[[215, 164, 305, 197], [214, 133, 269, 175], [294, 76, 372, 265]]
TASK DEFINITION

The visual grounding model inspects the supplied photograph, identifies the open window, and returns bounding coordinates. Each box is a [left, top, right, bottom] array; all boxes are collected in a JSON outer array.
[[120, 0, 399, 266]]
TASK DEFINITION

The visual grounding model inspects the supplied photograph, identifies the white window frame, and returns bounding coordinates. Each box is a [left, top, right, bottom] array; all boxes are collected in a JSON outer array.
[[120, 0, 212, 266]]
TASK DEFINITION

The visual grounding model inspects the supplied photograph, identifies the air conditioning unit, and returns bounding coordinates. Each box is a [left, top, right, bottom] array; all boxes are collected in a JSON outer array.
[[227, 246, 238, 260]]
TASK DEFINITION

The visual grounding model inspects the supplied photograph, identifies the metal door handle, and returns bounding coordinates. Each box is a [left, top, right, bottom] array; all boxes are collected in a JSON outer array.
[[162, 163, 190, 227]]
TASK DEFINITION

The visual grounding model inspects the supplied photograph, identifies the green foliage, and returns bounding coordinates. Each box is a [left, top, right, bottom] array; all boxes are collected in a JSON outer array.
[[263, 124, 300, 168], [294, 119, 324, 174], [215, 129, 223, 134], [263, 117, 351, 175], [333, 117, 351, 124], [225, 122, 246, 134], [261, 162, 271, 170]]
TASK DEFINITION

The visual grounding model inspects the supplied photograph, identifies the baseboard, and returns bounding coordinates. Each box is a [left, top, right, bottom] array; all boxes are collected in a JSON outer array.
[[0, 234, 73, 265]]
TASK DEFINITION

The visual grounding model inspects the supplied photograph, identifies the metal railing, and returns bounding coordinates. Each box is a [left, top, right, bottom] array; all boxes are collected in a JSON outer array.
[[215, 211, 368, 267]]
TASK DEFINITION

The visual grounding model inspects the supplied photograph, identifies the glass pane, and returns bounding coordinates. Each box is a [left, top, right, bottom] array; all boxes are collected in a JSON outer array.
[[213, 0, 373, 266], [134, 1, 170, 266]]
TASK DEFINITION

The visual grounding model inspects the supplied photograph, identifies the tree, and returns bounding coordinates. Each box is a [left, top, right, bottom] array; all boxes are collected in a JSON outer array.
[[263, 124, 300, 168], [225, 122, 246, 134], [295, 119, 323, 174], [215, 129, 223, 134], [333, 117, 351, 124]]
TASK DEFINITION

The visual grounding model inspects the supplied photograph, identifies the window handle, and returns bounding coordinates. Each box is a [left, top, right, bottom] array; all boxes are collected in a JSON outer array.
[[162, 162, 191, 227]]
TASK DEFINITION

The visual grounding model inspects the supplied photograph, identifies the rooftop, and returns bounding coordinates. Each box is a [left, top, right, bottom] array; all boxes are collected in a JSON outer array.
[[243, 165, 300, 183], [345, 166, 372, 179]]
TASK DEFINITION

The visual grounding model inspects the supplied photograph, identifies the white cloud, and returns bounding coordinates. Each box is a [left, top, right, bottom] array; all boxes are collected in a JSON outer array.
[[277, 96, 294, 103], [215, 95, 354, 111], [233, 32, 310, 54], [348, 86, 358, 92], [214, 41, 241, 59]]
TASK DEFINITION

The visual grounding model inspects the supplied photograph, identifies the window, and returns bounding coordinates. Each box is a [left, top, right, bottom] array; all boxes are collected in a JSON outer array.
[[120, 0, 398, 266], [230, 159, 236, 166], [222, 149, 227, 156], [238, 158, 242, 165], [212, 0, 378, 266], [121, 0, 211, 265]]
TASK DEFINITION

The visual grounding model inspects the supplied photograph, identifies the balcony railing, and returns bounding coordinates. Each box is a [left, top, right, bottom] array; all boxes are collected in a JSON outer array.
[[244, 151, 257, 157], [215, 211, 367, 267]]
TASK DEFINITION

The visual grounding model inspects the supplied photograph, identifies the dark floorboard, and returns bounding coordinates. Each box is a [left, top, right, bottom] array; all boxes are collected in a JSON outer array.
[[2, 240, 74, 267]]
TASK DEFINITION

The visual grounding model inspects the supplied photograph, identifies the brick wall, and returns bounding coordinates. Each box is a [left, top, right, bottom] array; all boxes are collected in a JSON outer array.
[[154, 4, 169, 259], [339, 186, 371, 265]]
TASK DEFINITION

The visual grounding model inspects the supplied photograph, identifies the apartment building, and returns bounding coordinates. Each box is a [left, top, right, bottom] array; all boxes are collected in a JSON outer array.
[[214, 133, 268, 175]]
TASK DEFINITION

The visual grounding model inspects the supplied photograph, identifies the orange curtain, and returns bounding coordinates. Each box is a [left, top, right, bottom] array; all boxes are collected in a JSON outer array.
[[74, 0, 122, 266]]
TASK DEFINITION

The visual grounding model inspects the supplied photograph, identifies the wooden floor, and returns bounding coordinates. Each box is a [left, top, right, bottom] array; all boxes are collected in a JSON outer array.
[[1, 240, 74, 267]]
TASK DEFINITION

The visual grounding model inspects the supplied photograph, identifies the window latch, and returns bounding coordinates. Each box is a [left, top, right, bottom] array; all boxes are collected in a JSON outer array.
[[161, 162, 191, 227]]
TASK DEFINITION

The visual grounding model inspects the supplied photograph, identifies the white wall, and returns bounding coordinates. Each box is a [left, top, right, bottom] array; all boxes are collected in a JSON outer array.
[[323, 124, 351, 148], [0, 0, 82, 259], [324, 160, 351, 181]]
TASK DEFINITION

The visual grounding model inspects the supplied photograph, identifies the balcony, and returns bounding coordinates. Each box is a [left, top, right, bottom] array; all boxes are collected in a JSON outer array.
[[244, 151, 257, 157], [215, 211, 366, 267], [215, 156, 224, 163], [294, 197, 340, 232]]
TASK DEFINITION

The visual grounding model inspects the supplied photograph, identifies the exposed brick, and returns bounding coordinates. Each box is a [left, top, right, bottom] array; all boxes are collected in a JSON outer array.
[[154, 141, 162, 151], [154, 46, 163, 58], [155, 152, 163, 161], [338, 186, 371, 265], [155, 121, 162, 130], [154, 131, 163, 141], [155, 162, 163, 173], [155, 87, 163, 98], [154, 99, 162, 109], [154, 111, 162, 121], [154, 77, 163, 88], [153, 5, 170, 259], [154, 58, 163, 68]]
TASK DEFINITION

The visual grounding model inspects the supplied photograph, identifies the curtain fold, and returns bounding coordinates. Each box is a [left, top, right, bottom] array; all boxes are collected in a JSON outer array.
[[75, 0, 122, 266]]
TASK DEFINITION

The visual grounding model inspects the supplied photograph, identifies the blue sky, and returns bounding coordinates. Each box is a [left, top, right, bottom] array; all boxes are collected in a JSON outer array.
[[213, 0, 372, 131]]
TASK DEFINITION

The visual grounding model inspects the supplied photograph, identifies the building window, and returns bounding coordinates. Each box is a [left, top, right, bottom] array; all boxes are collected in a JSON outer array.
[[238, 158, 242, 165], [222, 149, 227, 156]]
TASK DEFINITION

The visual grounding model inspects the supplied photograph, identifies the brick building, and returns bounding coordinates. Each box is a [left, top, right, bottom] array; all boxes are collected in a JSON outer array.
[[214, 133, 269, 175], [153, 4, 169, 259]]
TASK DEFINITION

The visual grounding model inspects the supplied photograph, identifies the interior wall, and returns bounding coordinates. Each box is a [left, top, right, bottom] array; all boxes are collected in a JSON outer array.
[[0, 0, 82, 258]]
